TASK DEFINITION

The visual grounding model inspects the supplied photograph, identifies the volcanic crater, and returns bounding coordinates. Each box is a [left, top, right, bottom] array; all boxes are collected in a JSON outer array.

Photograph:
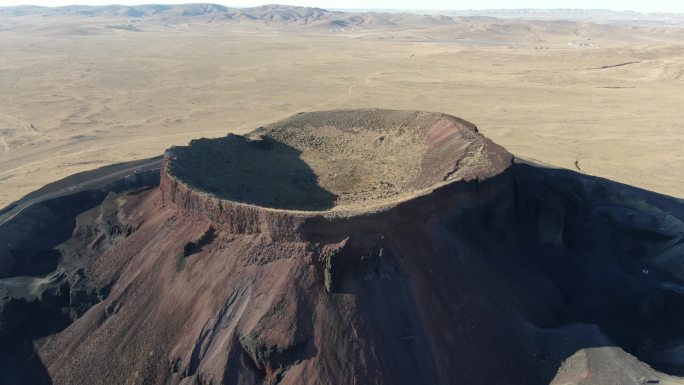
[[1, 109, 684, 385], [164, 109, 511, 213]]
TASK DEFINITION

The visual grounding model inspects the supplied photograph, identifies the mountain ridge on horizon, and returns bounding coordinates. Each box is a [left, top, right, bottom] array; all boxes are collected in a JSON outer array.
[[1, 3, 682, 20]]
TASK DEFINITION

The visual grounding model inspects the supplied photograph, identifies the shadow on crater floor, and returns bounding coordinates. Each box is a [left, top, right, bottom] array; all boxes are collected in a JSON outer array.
[[169, 135, 338, 211]]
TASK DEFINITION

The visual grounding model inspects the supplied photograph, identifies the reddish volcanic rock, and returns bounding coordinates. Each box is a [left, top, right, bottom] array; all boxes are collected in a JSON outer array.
[[2, 109, 684, 385]]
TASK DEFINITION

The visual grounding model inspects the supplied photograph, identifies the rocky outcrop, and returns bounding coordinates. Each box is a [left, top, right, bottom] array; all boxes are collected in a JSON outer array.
[[159, 158, 311, 237], [0, 165, 160, 385]]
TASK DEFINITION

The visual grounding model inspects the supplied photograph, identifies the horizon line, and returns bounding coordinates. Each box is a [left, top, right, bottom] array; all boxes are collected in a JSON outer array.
[[1, 3, 683, 14]]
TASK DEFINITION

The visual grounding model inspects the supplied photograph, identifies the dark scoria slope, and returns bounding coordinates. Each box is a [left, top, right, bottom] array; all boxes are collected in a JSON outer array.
[[1, 110, 684, 385]]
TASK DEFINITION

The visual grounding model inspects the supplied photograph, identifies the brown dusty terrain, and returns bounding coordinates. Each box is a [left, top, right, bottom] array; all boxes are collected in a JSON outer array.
[[0, 5, 683, 208], [1, 110, 684, 385], [1, 5, 684, 385]]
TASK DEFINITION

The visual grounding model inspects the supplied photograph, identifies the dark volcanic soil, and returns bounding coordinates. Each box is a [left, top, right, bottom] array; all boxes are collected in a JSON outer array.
[[1, 109, 684, 385]]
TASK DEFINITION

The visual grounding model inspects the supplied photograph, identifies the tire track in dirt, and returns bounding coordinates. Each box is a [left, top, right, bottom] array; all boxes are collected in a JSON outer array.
[[0, 157, 161, 226], [0, 112, 32, 129], [0, 137, 8, 156]]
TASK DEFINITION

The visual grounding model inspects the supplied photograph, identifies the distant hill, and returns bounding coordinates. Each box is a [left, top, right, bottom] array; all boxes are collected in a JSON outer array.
[[0, 3, 682, 42], [0, 4, 493, 32], [0, 4, 334, 22], [442, 8, 684, 26], [2, 3, 680, 26]]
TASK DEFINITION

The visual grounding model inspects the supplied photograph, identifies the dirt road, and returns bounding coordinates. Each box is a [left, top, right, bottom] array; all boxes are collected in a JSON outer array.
[[0, 156, 161, 226]]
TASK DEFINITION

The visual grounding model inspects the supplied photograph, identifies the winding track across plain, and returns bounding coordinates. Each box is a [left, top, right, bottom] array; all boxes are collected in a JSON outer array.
[[0, 156, 161, 226], [0, 137, 8, 156]]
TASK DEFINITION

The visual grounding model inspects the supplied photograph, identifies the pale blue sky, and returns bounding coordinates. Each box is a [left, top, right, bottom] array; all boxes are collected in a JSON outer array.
[[0, 0, 682, 13]]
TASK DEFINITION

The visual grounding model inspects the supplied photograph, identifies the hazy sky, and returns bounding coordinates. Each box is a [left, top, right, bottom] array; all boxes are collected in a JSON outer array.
[[0, 0, 683, 13]]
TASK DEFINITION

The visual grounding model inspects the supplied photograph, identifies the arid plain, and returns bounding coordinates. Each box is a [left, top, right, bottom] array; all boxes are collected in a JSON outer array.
[[0, 5, 683, 208]]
